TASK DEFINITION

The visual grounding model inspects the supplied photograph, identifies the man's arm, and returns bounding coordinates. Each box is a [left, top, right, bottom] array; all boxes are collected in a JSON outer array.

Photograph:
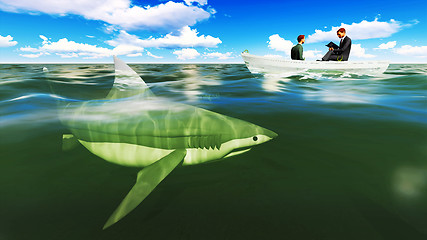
[[298, 45, 304, 60]]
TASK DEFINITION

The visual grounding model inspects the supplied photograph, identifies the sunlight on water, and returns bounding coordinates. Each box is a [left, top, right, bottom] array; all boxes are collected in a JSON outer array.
[[261, 73, 293, 92], [394, 167, 427, 199]]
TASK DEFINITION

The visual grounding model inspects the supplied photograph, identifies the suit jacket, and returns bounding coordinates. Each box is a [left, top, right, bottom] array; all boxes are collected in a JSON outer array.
[[334, 36, 351, 61], [291, 44, 304, 60]]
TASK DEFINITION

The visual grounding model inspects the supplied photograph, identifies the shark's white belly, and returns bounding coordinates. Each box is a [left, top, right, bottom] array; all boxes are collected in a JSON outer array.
[[78, 140, 237, 167]]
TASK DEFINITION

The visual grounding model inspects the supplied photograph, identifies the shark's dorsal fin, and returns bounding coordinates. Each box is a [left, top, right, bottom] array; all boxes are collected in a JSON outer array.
[[106, 56, 154, 99]]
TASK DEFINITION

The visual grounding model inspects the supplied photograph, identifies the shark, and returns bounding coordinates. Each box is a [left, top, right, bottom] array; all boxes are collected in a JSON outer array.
[[59, 56, 278, 229]]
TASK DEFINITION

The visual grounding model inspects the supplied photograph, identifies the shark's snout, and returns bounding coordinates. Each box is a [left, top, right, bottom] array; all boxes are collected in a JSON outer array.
[[261, 127, 278, 140], [268, 130, 278, 139]]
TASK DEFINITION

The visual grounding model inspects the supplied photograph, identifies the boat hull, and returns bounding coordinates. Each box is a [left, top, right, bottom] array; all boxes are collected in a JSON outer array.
[[241, 53, 389, 74]]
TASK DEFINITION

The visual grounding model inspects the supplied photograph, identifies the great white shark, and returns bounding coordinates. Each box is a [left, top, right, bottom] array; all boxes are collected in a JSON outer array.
[[59, 56, 278, 229]]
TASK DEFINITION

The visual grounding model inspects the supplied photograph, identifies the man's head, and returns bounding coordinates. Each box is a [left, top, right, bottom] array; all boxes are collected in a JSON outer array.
[[337, 28, 346, 38], [297, 35, 305, 44]]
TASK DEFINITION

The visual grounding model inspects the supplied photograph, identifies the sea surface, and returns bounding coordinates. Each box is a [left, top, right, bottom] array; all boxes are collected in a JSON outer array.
[[0, 63, 426, 239]]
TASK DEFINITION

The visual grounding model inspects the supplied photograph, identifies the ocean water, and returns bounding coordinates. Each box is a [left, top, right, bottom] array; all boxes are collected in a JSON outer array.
[[0, 63, 426, 239]]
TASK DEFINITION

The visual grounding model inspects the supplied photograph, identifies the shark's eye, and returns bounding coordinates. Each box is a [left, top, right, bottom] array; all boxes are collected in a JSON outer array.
[[253, 136, 258, 141]]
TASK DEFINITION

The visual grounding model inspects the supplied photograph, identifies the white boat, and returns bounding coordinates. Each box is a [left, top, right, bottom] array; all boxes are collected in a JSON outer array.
[[241, 52, 390, 75]]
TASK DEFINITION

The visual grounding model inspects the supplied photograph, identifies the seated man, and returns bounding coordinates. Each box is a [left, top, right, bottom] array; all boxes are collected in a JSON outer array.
[[322, 28, 351, 61], [291, 35, 305, 60]]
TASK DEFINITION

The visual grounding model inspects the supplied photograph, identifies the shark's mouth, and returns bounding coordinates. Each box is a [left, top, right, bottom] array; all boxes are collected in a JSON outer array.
[[224, 146, 252, 158]]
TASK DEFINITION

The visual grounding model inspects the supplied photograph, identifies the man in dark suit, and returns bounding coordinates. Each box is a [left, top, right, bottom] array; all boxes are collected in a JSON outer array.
[[322, 28, 351, 61], [291, 35, 305, 60]]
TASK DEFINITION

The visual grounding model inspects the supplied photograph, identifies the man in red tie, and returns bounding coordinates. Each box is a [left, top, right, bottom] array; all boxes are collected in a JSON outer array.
[[321, 28, 352, 61]]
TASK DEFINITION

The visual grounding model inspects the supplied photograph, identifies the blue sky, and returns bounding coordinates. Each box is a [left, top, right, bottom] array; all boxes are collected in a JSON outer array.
[[0, 0, 426, 63]]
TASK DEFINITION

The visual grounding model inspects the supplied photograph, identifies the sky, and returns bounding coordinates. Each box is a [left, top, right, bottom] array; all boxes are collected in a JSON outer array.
[[0, 0, 426, 63]]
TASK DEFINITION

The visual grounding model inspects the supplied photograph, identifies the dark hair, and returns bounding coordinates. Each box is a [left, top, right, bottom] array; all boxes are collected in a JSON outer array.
[[337, 28, 346, 33], [297, 35, 305, 42]]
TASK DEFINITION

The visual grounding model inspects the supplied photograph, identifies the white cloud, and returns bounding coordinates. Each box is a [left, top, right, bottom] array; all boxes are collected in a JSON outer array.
[[203, 52, 233, 59], [0, 0, 211, 31], [304, 50, 323, 59], [104, 24, 119, 34], [56, 52, 79, 58], [351, 44, 375, 58], [19, 46, 39, 52], [106, 26, 221, 48], [146, 51, 163, 59], [0, 35, 18, 47], [86, 35, 95, 38], [267, 34, 294, 55], [395, 45, 427, 57], [206, 6, 216, 14], [184, 0, 207, 6], [19, 36, 143, 58], [19, 53, 43, 58], [40, 38, 112, 58], [127, 52, 142, 57], [111, 44, 144, 56], [376, 41, 397, 50], [173, 48, 200, 60], [39, 35, 48, 43], [307, 19, 407, 43]]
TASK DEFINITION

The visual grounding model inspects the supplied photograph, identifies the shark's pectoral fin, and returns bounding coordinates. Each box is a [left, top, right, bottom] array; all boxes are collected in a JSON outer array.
[[103, 149, 187, 229], [62, 134, 80, 151]]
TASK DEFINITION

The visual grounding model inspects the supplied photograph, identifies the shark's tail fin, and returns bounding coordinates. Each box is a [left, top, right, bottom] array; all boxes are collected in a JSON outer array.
[[105, 56, 154, 100]]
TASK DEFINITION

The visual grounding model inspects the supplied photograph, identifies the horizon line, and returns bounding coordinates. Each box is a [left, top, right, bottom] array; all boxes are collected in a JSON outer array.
[[1, 61, 426, 64], [0, 62, 245, 64]]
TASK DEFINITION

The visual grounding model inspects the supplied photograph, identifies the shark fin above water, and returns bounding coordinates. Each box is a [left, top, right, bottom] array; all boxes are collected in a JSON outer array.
[[105, 56, 154, 100], [103, 149, 187, 229]]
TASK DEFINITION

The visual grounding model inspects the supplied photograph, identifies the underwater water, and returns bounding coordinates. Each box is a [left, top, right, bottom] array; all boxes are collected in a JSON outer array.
[[0, 63, 426, 239]]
